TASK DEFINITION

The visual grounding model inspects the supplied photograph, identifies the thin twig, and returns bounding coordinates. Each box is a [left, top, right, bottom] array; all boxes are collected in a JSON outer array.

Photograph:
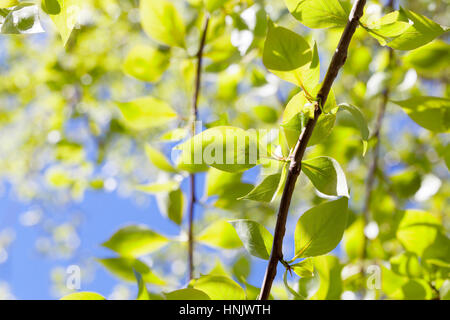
[[259, 0, 367, 300], [187, 15, 210, 282], [360, 0, 395, 272]]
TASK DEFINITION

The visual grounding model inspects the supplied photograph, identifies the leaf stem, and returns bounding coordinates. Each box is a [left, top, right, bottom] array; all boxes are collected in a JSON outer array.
[[187, 14, 210, 282], [258, 0, 367, 300]]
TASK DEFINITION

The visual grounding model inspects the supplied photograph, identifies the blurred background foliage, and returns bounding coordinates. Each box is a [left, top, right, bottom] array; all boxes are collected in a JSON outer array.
[[0, 0, 448, 300]]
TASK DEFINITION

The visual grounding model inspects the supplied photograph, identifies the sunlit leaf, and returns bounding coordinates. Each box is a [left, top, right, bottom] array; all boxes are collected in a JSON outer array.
[[285, 0, 350, 29], [198, 220, 243, 249], [60, 292, 106, 300], [98, 257, 165, 285], [102, 225, 169, 257], [302, 156, 349, 198], [392, 96, 450, 132], [191, 275, 246, 300], [229, 219, 273, 260], [117, 97, 177, 131], [123, 45, 171, 82], [140, 0, 186, 48], [294, 197, 348, 259]]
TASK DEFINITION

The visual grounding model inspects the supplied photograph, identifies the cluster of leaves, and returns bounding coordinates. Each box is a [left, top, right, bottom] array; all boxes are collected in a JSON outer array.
[[0, 0, 448, 300]]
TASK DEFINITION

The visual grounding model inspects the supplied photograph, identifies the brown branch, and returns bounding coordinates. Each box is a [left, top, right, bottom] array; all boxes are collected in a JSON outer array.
[[258, 0, 367, 300], [187, 15, 210, 282]]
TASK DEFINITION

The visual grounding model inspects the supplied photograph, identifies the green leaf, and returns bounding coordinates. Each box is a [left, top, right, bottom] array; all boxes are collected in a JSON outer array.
[[367, 8, 447, 51], [135, 271, 151, 300], [0, 0, 17, 8], [294, 197, 348, 259], [102, 225, 168, 257], [1, 3, 42, 34], [390, 252, 423, 278], [191, 275, 246, 300], [41, 0, 61, 15], [302, 156, 349, 198], [311, 255, 343, 300], [392, 96, 450, 132], [238, 173, 281, 202], [175, 126, 259, 173], [123, 45, 171, 82], [396, 210, 443, 257], [145, 144, 177, 173], [229, 219, 273, 260], [136, 181, 179, 194], [263, 20, 319, 93], [381, 265, 432, 299], [164, 288, 211, 300], [440, 280, 450, 300], [285, 0, 350, 29], [204, 0, 229, 13], [232, 255, 251, 282], [198, 220, 243, 249], [403, 40, 450, 73], [60, 292, 106, 300], [156, 188, 184, 225], [140, 0, 186, 48], [283, 269, 305, 300], [342, 217, 365, 260], [291, 259, 314, 278], [49, 0, 79, 45], [117, 97, 177, 131], [98, 257, 165, 285], [206, 168, 243, 197], [338, 103, 369, 154], [252, 105, 279, 124], [282, 89, 337, 148]]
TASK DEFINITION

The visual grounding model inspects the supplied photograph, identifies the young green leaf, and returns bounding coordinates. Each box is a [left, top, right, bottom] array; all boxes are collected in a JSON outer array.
[[60, 292, 106, 300], [123, 45, 171, 82], [229, 219, 273, 260], [136, 181, 180, 194], [135, 270, 151, 300], [102, 225, 169, 257], [0, 0, 18, 8], [310, 255, 343, 300], [396, 210, 443, 257], [302, 156, 349, 198], [283, 269, 305, 300], [390, 252, 423, 278], [338, 103, 369, 154], [366, 8, 447, 51], [175, 126, 259, 173], [164, 288, 211, 300], [140, 0, 186, 48], [285, 0, 351, 29], [1, 3, 42, 34], [145, 145, 177, 173], [291, 259, 314, 278], [198, 220, 243, 249], [98, 257, 165, 285], [263, 20, 319, 93], [403, 40, 450, 73], [48, 0, 79, 45], [392, 97, 450, 132], [117, 97, 177, 131], [41, 0, 61, 15], [294, 197, 348, 259], [191, 275, 246, 300], [156, 188, 184, 225], [238, 173, 282, 202]]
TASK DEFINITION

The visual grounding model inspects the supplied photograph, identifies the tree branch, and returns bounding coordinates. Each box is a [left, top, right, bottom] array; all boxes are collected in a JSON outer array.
[[258, 0, 367, 300], [187, 14, 210, 282]]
